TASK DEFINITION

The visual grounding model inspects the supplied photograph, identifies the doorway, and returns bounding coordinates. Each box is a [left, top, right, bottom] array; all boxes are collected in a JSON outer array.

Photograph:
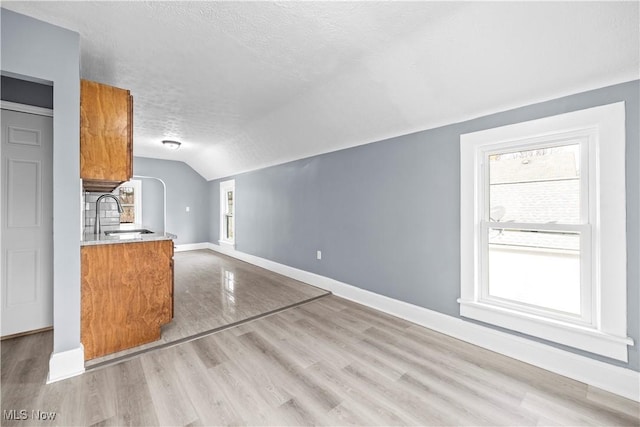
[[1, 107, 54, 337]]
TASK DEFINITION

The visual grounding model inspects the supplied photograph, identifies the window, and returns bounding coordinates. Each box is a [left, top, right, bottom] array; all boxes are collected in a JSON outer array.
[[115, 180, 141, 224], [460, 102, 632, 361], [485, 143, 588, 324], [219, 179, 235, 247]]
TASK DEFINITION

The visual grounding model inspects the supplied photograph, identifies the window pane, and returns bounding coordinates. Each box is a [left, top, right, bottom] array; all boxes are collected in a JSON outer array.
[[227, 191, 233, 215], [488, 228, 581, 315], [226, 215, 234, 240], [489, 144, 581, 224], [119, 187, 134, 205], [120, 206, 135, 223]]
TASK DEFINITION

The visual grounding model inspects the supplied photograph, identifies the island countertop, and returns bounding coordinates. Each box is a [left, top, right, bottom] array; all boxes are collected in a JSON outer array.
[[81, 223, 176, 246]]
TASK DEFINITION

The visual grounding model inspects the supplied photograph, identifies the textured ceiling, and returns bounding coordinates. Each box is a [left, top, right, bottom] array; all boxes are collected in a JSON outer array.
[[3, 1, 639, 180]]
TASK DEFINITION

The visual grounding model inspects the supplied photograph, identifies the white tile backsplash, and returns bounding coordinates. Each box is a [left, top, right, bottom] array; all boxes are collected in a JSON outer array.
[[84, 191, 121, 231]]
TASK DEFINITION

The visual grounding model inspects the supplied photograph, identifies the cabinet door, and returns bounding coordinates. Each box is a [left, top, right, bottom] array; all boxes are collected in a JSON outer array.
[[81, 240, 173, 360], [80, 79, 132, 184]]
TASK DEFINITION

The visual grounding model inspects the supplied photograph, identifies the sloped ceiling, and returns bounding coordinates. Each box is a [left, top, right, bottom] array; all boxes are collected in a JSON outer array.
[[3, 1, 639, 180]]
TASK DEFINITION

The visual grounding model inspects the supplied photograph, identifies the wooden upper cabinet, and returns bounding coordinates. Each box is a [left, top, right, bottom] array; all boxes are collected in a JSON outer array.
[[80, 79, 133, 192]]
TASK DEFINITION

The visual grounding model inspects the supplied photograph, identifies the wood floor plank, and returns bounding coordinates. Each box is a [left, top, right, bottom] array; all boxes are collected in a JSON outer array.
[[399, 371, 534, 426], [304, 361, 414, 426], [294, 316, 407, 381], [402, 323, 590, 400], [209, 330, 293, 409], [326, 401, 377, 426], [361, 325, 533, 405], [340, 362, 439, 425], [190, 334, 229, 369], [108, 359, 159, 426], [139, 348, 199, 426], [238, 330, 342, 413], [75, 369, 117, 425], [169, 343, 245, 426], [254, 317, 319, 369], [271, 397, 329, 427], [86, 249, 329, 367], [206, 359, 270, 425], [520, 390, 639, 426], [2, 291, 638, 426], [586, 385, 640, 419]]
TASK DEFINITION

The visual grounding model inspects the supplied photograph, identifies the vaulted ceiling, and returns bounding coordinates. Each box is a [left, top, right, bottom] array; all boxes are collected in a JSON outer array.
[[4, 2, 639, 180]]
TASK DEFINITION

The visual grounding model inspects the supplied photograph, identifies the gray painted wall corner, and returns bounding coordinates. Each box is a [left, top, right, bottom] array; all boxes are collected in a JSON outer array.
[[1, 8, 81, 354], [133, 156, 210, 245], [208, 179, 220, 244], [208, 80, 640, 371]]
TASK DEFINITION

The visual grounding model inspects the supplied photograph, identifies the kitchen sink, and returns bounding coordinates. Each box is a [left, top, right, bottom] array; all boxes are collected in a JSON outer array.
[[104, 229, 154, 236]]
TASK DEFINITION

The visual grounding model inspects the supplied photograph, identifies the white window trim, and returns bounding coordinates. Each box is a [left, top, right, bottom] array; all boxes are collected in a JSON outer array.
[[219, 179, 235, 248], [459, 102, 632, 361]]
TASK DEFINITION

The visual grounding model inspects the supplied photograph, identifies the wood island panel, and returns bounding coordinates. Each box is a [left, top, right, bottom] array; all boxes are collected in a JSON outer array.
[[80, 79, 133, 189], [81, 240, 173, 360]]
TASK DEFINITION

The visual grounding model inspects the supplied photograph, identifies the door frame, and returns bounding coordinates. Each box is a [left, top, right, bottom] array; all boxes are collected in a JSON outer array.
[[1, 100, 53, 117]]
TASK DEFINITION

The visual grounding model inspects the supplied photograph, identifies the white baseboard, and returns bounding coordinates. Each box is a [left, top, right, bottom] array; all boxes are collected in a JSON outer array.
[[174, 242, 211, 252], [206, 242, 640, 402], [47, 345, 85, 383]]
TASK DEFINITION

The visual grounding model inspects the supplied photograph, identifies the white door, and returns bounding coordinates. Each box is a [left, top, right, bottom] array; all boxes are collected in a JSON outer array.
[[1, 108, 53, 337]]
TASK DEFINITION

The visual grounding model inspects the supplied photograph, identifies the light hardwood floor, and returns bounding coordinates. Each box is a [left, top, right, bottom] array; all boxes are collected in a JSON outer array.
[[2, 295, 638, 426], [86, 250, 329, 367]]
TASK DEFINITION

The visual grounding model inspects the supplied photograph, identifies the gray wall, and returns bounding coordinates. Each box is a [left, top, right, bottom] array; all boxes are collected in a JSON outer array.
[[137, 176, 165, 235], [134, 157, 209, 245], [208, 178, 220, 243], [1, 9, 81, 354], [210, 80, 639, 371]]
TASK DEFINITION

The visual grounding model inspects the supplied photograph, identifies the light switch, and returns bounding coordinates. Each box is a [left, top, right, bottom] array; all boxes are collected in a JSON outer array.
[[186, 206, 190, 212], [317, 250, 322, 260]]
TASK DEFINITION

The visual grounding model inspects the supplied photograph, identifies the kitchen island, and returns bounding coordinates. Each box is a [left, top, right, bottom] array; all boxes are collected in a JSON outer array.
[[81, 223, 176, 246], [81, 224, 176, 360]]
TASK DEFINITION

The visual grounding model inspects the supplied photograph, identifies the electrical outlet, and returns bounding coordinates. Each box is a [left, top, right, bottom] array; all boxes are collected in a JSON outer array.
[[316, 250, 322, 260]]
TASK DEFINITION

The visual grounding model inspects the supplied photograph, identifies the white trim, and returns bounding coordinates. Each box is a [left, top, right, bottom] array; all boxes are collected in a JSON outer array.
[[486, 221, 587, 233], [1, 101, 53, 117], [204, 243, 639, 402], [460, 102, 630, 360], [458, 300, 632, 361], [218, 240, 235, 250], [174, 242, 210, 252], [47, 345, 85, 383], [1, 71, 52, 86]]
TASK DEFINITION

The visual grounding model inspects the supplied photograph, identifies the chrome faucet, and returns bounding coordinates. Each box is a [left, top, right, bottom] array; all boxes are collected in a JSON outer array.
[[95, 194, 124, 235]]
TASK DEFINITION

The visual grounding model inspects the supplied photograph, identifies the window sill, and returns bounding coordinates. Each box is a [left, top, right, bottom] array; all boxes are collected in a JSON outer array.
[[458, 299, 633, 362]]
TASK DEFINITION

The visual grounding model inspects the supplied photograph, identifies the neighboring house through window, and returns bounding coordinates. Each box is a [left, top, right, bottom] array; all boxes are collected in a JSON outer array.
[[459, 102, 632, 361], [115, 179, 142, 224], [219, 179, 235, 247]]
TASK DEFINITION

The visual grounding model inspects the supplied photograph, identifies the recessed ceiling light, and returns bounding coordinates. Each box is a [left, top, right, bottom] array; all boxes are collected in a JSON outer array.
[[162, 140, 181, 150]]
